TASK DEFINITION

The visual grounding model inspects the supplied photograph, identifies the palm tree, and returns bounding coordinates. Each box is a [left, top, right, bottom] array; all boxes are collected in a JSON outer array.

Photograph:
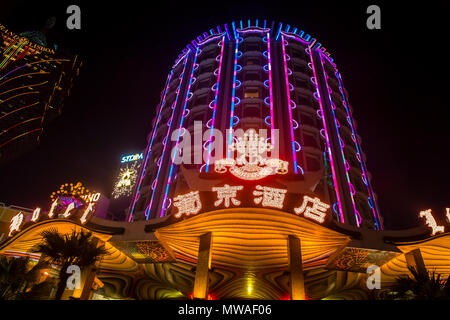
[[0, 255, 51, 300], [382, 266, 450, 300], [32, 228, 108, 300]]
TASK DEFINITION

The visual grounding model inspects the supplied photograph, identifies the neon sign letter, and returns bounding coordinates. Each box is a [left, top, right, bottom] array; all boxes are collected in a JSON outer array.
[[419, 209, 444, 236], [173, 191, 202, 218]]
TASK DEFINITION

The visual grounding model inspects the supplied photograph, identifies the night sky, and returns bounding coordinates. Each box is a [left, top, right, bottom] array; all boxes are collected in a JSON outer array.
[[0, 1, 448, 230]]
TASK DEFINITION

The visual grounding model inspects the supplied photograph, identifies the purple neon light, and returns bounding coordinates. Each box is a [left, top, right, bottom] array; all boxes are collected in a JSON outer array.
[[196, 33, 226, 47], [227, 37, 240, 158], [266, 32, 275, 140], [281, 35, 298, 174], [205, 36, 225, 172], [318, 53, 360, 227], [236, 27, 270, 33], [0, 64, 28, 81], [280, 31, 311, 45], [142, 55, 190, 220], [160, 48, 199, 217], [128, 71, 174, 221], [330, 61, 383, 230], [308, 47, 345, 224], [172, 50, 190, 69]]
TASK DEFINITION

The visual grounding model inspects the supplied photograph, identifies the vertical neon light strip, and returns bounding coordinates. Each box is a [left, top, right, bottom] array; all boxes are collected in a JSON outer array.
[[309, 48, 345, 223], [281, 35, 298, 174], [335, 71, 382, 230], [318, 54, 360, 227], [266, 32, 275, 140], [227, 30, 239, 158], [143, 55, 189, 220], [128, 71, 173, 221], [160, 48, 199, 217], [205, 36, 225, 172]]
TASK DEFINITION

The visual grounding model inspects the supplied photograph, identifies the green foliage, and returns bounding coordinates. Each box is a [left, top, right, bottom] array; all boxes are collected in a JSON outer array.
[[382, 265, 450, 300], [0, 255, 50, 300], [33, 228, 108, 267], [32, 229, 108, 300]]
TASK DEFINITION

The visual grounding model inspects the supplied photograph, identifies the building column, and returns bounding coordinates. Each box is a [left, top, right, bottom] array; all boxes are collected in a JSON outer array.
[[405, 248, 428, 278], [193, 232, 212, 299], [73, 237, 102, 300], [288, 235, 305, 300]]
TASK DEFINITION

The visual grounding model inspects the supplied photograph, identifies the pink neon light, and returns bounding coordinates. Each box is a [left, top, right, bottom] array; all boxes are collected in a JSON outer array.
[[227, 37, 239, 159], [281, 35, 298, 174], [160, 49, 199, 217], [141, 55, 189, 220], [280, 31, 310, 45], [195, 33, 226, 46], [205, 36, 225, 172], [309, 47, 345, 224], [129, 71, 174, 221], [236, 27, 270, 33], [325, 53, 382, 229], [318, 53, 360, 227], [266, 32, 275, 140]]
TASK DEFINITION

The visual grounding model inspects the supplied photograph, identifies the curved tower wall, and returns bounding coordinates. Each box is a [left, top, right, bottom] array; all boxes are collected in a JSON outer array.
[[128, 20, 383, 230]]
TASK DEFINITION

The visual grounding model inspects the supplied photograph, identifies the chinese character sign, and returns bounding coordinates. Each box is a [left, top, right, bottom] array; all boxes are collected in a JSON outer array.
[[294, 196, 330, 224], [9, 212, 24, 237], [212, 184, 243, 208], [173, 191, 202, 218], [171, 186, 331, 224], [253, 185, 286, 209]]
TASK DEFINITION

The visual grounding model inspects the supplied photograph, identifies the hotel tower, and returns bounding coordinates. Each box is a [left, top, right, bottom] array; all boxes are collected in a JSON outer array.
[[128, 19, 383, 232], [5, 20, 443, 301]]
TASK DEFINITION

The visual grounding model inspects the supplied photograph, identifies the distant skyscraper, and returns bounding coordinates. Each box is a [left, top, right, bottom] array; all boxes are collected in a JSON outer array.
[[0, 22, 81, 165], [128, 20, 383, 230]]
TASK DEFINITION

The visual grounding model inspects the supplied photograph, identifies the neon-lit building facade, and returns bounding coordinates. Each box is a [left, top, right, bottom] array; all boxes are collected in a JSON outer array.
[[128, 20, 383, 231], [0, 24, 81, 166], [5, 20, 449, 301]]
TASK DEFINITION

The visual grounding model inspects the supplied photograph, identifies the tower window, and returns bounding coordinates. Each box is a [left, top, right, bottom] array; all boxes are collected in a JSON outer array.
[[245, 72, 260, 81], [299, 112, 315, 127], [246, 44, 259, 51], [243, 104, 261, 118], [246, 57, 260, 65], [198, 78, 211, 89], [194, 94, 209, 106], [306, 154, 321, 171], [295, 77, 308, 88], [244, 87, 260, 98], [302, 132, 319, 148], [296, 94, 311, 106]]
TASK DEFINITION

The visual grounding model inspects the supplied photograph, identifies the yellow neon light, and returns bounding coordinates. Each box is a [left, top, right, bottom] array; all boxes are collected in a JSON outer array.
[[173, 191, 202, 218], [419, 209, 444, 236]]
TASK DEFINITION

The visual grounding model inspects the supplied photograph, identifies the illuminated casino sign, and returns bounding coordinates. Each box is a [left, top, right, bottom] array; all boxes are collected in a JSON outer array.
[[171, 185, 330, 224], [8, 198, 96, 238], [50, 182, 98, 204], [121, 153, 143, 163], [80, 192, 101, 203], [214, 130, 288, 180]]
